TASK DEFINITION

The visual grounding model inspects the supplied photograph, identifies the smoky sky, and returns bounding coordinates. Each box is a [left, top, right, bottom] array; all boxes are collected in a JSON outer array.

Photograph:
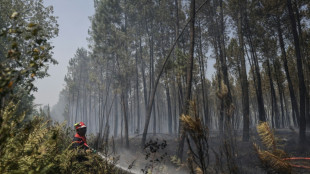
[[33, 0, 217, 108], [33, 0, 95, 107]]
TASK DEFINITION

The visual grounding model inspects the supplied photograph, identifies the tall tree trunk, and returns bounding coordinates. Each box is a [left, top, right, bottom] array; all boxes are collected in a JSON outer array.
[[287, 0, 307, 143], [121, 91, 129, 148], [156, 95, 161, 133], [173, 82, 177, 134], [98, 92, 102, 138], [242, 0, 267, 122], [68, 92, 73, 126], [266, 59, 280, 128], [198, 18, 209, 127], [135, 50, 141, 133], [276, 16, 299, 127], [175, 0, 184, 134], [165, 79, 173, 134], [153, 100, 156, 134], [274, 60, 286, 128], [141, 0, 208, 146], [151, 36, 157, 135], [208, 0, 223, 134], [219, 0, 238, 172], [294, 0, 310, 129], [177, 0, 195, 160], [75, 69, 82, 122], [218, 0, 233, 130], [244, 23, 266, 122], [121, 105, 123, 145], [238, 0, 250, 141], [218, 72, 224, 135], [174, 0, 180, 135], [114, 95, 118, 137], [139, 37, 148, 114]]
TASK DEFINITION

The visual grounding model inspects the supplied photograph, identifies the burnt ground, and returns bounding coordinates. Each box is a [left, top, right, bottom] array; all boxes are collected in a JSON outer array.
[[104, 129, 310, 174]]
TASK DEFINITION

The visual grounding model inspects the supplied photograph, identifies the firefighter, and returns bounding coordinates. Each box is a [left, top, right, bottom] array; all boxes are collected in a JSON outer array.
[[72, 121, 90, 150], [72, 121, 97, 154]]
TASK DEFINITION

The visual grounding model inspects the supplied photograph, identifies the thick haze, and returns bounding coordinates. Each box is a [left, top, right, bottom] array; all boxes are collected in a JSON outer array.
[[33, 0, 94, 107], [33, 0, 216, 108]]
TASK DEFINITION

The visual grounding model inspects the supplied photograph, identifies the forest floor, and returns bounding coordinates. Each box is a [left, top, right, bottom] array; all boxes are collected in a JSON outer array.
[[106, 129, 310, 174]]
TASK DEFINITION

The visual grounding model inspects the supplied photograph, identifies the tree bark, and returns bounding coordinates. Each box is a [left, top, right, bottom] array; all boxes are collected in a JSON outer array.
[[276, 16, 299, 127], [177, 0, 195, 160], [198, 18, 209, 127], [266, 58, 280, 128], [274, 59, 287, 128], [141, 0, 209, 146], [287, 0, 307, 143], [135, 50, 141, 133], [244, 18, 266, 122], [237, 0, 250, 141], [139, 37, 148, 114], [165, 80, 173, 134], [174, 0, 180, 135], [121, 91, 129, 148], [114, 95, 118, 137]]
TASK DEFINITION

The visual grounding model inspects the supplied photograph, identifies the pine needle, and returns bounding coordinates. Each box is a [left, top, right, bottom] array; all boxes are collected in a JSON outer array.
[[180, 114, 204, 138], [254, 143, 291, 173], [257, 122, 276, 151]]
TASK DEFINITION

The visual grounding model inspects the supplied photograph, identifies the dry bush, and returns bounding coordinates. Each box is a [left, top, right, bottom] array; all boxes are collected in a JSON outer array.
[[180, 101, 210, 174], [254, 122, 291, 174], [181, 101, 240, 174]]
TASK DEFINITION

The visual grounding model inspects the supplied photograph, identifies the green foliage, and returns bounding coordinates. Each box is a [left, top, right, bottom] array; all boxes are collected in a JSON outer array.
[[0, 102, 123, 174], [0, 0, 58, 96]]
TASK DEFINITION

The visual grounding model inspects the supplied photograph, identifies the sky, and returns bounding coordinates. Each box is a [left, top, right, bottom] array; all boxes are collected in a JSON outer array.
[[33, 0, 95, 107]]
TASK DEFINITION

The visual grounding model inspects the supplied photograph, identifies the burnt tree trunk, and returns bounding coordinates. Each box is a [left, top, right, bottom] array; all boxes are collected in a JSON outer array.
[[287, 0, 307, 143], [238, 0, 250, 141], [177, 0, 195, 160], [135, 50, 141, 133], [276, 16, 299, 127]]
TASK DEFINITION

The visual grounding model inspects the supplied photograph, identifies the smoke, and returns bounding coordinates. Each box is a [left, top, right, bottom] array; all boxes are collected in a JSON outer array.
[[112, 147, 189, 174], [50, 90, 67, 123]]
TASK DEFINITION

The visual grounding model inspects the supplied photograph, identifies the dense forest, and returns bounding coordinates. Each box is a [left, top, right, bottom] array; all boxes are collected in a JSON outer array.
[[59, 0, 309, 148], [1, 0, 310, 173]]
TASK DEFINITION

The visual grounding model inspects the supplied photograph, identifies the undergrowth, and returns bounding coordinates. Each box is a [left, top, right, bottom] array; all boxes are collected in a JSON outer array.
[[142, 138, 168, 174], [0, 102, 123, 174]]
